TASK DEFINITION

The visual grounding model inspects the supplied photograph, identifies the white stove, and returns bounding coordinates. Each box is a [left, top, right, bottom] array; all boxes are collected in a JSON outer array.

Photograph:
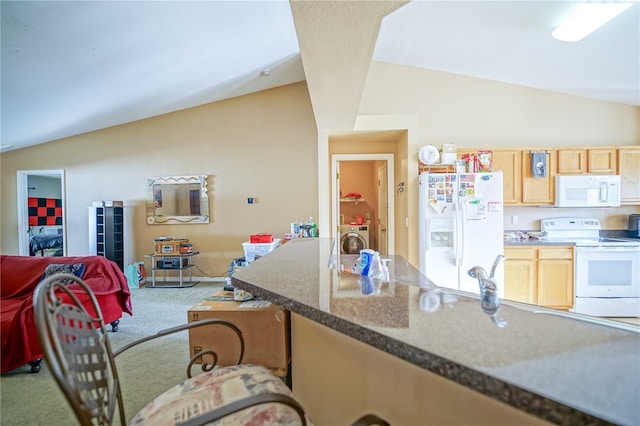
[[541, 218, 640, 317], [541, 218, 639, 247]]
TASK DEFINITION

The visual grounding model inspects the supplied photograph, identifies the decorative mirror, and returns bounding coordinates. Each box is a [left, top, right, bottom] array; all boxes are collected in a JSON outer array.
[[146, 175, 209, 224]]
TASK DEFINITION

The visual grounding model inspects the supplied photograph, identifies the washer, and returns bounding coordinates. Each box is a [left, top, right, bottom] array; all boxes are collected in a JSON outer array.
[[339, 224, 369, 254]]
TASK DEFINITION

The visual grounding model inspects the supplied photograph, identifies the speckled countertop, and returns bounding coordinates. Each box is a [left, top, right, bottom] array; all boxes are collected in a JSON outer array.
[[504, 230, 639, 246], [232, 238, 640, 426], [504, 239, 573, 246]]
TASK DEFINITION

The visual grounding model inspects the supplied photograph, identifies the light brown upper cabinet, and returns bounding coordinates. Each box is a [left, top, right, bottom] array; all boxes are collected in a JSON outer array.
[[557, 147, 616, 174], [490, 149, 522, 204], [587, 148, 616, 174], [557, 149, 587, 174], [521, 150, 555, 204], [618, 146, 640, 204]]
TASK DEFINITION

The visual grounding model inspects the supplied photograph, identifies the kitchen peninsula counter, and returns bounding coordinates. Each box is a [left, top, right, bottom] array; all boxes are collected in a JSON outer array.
[[232, 238, 639, 426]]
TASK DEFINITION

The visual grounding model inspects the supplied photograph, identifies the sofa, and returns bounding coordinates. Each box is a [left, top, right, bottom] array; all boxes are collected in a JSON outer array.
[[1, 255, 132, 373]]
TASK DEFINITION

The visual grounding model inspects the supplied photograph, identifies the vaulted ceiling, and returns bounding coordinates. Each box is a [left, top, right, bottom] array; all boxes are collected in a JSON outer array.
[[2, 1, 637, 152]]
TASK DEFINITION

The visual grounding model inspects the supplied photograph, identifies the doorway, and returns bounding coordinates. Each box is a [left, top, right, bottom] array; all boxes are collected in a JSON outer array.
[[16, 170, 66, 256], [331, 154, 395, 255]]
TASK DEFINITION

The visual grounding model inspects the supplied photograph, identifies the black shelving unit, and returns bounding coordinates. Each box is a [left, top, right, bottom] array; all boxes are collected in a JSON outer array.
[[91, 205, 124, 270]]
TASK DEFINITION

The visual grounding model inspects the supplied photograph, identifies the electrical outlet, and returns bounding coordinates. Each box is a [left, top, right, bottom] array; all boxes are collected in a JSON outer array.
[[365, 213, 370, 220], [246, 197, 254, 204], [511, 215, 518, 224]]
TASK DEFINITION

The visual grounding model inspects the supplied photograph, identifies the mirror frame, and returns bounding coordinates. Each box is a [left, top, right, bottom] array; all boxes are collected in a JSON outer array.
[[146, 175, 209, 224]]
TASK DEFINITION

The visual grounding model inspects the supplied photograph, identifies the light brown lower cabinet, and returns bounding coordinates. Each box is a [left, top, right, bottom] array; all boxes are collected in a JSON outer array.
[[504, 246, 574, 310]]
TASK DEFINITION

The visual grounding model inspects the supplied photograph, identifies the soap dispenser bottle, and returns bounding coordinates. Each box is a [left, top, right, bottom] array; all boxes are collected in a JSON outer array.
[[369, 251, 384, 280], [380, 258, 391, 282]]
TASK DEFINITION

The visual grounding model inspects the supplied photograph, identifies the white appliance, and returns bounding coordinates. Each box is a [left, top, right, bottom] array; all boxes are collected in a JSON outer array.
[[541, 217, 640, 317], [419, 172, 504, 296], [555, 175, 621, 208], [339, 224, 369, 254]]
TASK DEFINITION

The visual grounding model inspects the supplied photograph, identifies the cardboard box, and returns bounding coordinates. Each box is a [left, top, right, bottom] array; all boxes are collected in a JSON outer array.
[[188, 291, 290, 376]]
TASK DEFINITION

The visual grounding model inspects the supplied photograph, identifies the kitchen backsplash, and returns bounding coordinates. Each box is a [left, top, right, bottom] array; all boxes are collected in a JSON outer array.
[[503, 205, 640, 231]]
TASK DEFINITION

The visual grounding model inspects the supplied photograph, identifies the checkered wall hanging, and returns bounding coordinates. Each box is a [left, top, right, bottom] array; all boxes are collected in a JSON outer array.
[[28, 197, 62, 226]]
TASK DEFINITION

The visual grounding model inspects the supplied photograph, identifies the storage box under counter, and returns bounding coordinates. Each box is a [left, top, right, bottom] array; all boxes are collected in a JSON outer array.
[[188, 291, 290, 377]]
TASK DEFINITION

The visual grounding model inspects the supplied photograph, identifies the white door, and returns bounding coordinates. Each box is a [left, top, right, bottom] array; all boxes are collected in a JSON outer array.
[[418, 172, 459, 289], [377, 163, 388, 255], [457, 173, 505, 297]]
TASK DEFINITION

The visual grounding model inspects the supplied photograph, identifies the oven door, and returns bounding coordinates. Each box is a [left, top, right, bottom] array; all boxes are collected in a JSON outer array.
[[574, 246, 640, 297]]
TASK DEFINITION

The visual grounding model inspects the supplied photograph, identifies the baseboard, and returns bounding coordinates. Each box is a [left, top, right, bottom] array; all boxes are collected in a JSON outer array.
[[142, 276, 227, 285], [196, 276, 228, 283]]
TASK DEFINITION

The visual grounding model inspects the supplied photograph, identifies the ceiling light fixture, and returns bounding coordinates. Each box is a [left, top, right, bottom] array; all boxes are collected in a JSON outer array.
[[552, 2, 633, 42], [260, 69, 271, 77]]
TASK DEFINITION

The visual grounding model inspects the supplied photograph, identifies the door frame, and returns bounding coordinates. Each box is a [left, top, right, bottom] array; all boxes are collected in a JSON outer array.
[[331, 154, 395, 255], [16, 169, 67, 256]]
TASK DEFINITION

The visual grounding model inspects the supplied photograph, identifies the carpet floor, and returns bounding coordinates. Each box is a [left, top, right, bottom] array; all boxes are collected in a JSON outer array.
[[0, 281, 224, 425]]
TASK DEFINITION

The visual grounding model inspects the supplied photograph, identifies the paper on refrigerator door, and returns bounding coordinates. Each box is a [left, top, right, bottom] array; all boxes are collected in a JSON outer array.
[[429, 199, 447, 214], [474, 173, 501, 199]]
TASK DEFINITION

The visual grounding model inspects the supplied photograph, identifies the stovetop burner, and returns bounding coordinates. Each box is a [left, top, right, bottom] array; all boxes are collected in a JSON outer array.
[[541, 217, 640, 247]]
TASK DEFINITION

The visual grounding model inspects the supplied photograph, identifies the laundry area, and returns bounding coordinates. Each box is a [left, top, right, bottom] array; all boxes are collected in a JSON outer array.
[[338, 160, 381, 255]]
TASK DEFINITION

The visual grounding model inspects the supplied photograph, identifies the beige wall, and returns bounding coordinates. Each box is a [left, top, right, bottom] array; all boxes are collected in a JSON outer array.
[[352, 63, 640, 266], [3, 64, 640, 273], [1, 82, 318, 277], [361, 62, 639, 147]]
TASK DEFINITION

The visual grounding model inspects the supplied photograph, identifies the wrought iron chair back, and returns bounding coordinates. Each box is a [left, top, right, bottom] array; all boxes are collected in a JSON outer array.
[[34, 273, 125, 425]]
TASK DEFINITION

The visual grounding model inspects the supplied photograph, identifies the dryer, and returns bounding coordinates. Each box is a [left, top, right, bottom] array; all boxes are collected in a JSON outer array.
[[339, 224, 369, 254]]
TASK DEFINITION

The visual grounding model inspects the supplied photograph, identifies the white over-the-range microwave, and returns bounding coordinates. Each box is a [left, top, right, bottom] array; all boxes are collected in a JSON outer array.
[[555, 175, 621, 208]]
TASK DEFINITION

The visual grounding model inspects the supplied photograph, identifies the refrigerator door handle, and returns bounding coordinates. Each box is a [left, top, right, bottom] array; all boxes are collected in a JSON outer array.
[[425, 219, 431, 251], [456, 203, 464, 268]]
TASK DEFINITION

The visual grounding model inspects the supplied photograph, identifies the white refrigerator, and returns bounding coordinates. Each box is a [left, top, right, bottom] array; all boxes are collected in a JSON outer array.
[[419, 172, 504, 296]]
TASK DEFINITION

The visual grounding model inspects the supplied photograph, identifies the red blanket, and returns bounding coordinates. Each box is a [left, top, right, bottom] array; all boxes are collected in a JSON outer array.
[[0, 255, 132, 372]]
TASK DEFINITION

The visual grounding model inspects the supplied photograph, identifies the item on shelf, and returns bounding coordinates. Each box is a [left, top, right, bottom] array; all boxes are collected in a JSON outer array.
[[342, 192, 362, 200], [290, 217, 318, 238], [477, 150, 493, 172], [156, 258, 188, 269], [418, 145, 440, 165], [250, 233, 274, 243], [441, 144, 457, 164], [461, 153, 478, 172], [154, 238, 189, 255]]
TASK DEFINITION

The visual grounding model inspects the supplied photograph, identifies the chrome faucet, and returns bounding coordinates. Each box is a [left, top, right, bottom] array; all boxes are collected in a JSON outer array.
[[467, 255, 507, 328], [489, 255, 506, 280]]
